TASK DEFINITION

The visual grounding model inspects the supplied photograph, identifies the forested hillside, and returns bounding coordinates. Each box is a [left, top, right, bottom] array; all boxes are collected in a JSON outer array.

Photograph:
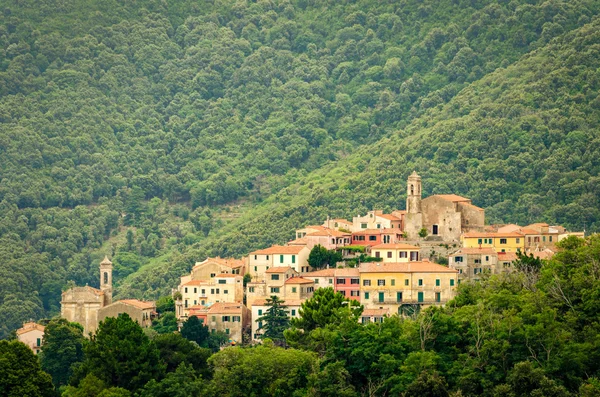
[[1, 0, 599, 336]]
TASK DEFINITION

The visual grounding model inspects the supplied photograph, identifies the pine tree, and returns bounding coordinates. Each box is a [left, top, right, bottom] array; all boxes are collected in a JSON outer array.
[[256, 296, 290, 346]]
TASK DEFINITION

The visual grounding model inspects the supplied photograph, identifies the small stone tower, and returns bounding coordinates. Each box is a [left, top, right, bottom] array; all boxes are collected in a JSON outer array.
[[99, 256, 113, 306], [406, 171, 422, 214]]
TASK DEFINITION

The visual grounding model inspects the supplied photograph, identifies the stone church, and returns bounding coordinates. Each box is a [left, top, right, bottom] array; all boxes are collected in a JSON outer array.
[[61, 256, 113, 335], [404, 171, 485, 241]]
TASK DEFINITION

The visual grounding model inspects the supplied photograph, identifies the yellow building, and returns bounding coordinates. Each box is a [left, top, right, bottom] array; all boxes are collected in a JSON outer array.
[[177, 274, 244, 320], [461, 232, 525, 253], [248, 245, 311, 280], [371, 243, 420, 262], [359, 261, 458, 314]]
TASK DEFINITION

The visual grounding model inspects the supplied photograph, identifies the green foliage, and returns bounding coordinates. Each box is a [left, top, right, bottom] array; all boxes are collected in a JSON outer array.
[[418, 228, 429, 238], [39, 318, 86, 388], [308, 245, 342, 269], [255, 296, 290, 345], [73, 314, 165, 392], [180, 316, 209, 348], [153, 333, 211, 378], [155, 296, 175, 314], [139, 363, 206, 397], [0, 340, 54, 397], [151, 312, 178, 334]]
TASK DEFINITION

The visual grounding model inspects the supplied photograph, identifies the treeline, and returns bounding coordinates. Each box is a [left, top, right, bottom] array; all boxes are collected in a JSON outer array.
[[2, 236, 600, 396]]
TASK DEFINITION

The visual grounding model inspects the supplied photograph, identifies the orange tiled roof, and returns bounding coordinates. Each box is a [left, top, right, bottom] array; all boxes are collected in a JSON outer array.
[[450, 248, 498, 255], [305, 269, 336, 277], [207, 302, 246, 314], [518, 228, 540, 235], [462, 232, 524, 238], [285, 277, 314, 285], [359, 262, 458, 273], [288, 238, 308, 245], [265, 266, 297, 274], [497, 252, 518, 262], [430, 194, 471, 203], [362, 308, 390, 317], [118, 299, 155, 310], [334, 268, 360, 277], [16, 322, 45, 335], [353, 229, 401, 235], [306, 229, 351, 237], [251, 245, 307, 255], [193, 257, 245, 269], [371, 243, 420, 250], [183, 280, 210, 286]]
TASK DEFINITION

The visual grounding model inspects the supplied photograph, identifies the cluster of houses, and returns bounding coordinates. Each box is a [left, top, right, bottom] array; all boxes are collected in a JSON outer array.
[[17, 173, 583, 351]]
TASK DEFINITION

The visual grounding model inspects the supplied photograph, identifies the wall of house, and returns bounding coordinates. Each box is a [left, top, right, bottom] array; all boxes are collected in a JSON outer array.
[[17, 329, 44, 354], [61, 288, 104, 336], [248, 254, 272, 281], [98, 302, 153, 328], [421, 197, 463, 241], [457, 202, 485, 232]]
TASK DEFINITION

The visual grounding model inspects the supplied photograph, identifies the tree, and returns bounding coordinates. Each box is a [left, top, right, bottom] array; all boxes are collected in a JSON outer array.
[[39, 318, 86, 388], [139, 363, 206, 397], [180, 316, 210, 348], [73, 313, 165, 392], [61, 374, 132, 397], [418, 228, 428, 238], [308, 244, 329, 269], [151, 312, 178, 334], [404, 371, 449, 397], [0, 340, 54, 397], [153, 333, 211, 377], [155, 296, 175, 314], [256, 295, 290, 346]]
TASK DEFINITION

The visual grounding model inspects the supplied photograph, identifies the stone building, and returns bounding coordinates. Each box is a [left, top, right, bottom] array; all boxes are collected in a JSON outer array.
[[61, 256, 113, 335], [16, 322, 45, 354], [403, 171, 485, 241], [98, 299, 156, 328]]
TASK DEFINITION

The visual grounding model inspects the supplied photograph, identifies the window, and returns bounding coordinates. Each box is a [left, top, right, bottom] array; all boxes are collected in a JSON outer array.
[[184, 287, 188, 293], [455, 256, 463, 263], [216, 289, 220, 294], [351, 278, 359, 284], [364, 292, 370, 300], [485, 256, 489, 262], [399, 251, 407, 258], [201, 289, 205, 295], [410, 251, 419, 261], [376, 224, 381, 229], [280, 255, 284, 263], [258, 322, 263, 329], [193, 300, 197, 305], [36, 338, 41, 347], [450, 279, 455, 286], [329, 278, 333, 284], [516, 238, 520, 244], [361, 223, 367, 229], [387, 251, 392, 258], [478, 238, 482, 244], [351, 290, 360, 297], [254, 266, 257, 272], [218, 279, 226, 284], [405, 279, 409, 286], [549, 236, 553, 242], [271, 274, 280, 281], [292, 287, 297, 293], [474, 259, 481, 264], [435, 279, 440, 286], [375, 251, 380, 258], [501, 249, 506, 253], [194, 288, 197, 293], [432, 225, 438, 235], [543, 236, 546, 242], [212, 316, 216, 321], [266, 255, 269, 260], [254, 255, 257, 260], [339, 290, 346, 296], [233, 316, 241, 322], [224, 290, 228, 294], [314, 278, 319, 284], [435, 292, 441, 302], [500, 239, 507, 244], [418, 292, 424, 303], [292, 255, 296, 264], [249, 287, 255, 293], [397, 292, 402, 302], [258, 309, 263, 315], [210, 273, 216, 278], [377, 279, 385, 286], [222, 316, 230, 322], [201, 300, 205, 305], [363, 280, 371, 286], [391, 279, 395, 286], [337, 278, 346, 284], [369, 236, 377, 241], [270, 287, 280, 293], [185, 300, 188, 308], [459, 269, 463, 274], [225, 329, 229, 335], [378, 292, 384, 303], [291, 309, 296, 316], [418, 279, 423, 286]]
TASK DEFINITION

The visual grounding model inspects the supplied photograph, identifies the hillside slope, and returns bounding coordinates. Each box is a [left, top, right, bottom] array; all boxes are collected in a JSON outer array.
[[118, 18, 600, 299]]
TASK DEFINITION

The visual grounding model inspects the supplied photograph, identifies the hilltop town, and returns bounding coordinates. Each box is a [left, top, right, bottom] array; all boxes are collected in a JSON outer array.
[[20, 173, 581, 346]]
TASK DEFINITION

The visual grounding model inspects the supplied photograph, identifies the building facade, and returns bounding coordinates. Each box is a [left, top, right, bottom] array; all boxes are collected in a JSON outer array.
[[16, 322, 45, 354]]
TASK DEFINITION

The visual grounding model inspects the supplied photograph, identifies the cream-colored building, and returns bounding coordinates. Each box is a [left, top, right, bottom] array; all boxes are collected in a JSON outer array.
[[352, 210, 402, 232], [248, 245, 311, 280], [360, 308, 389, 324], [16, 322, 45, 354], [184, 257, 246, 284], [322, 218, 353, 232], [98, 299, 156, 328], [247, 267, 299, 307], [371, 243, 420, 262], [251, 298, 303, 342], [283, 277, 315, 301], [205, 302, 251, 344], [448, 248, 498, 281], [359, 261, 458, 314], [177, 274, 244, 320], [61, 256, 113, 336], [303, 268, 336, 289]]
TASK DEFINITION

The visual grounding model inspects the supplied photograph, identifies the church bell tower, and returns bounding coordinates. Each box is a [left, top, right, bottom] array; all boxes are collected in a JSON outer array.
[[100, 256, 113, 306], [406, 171, 422, 214]]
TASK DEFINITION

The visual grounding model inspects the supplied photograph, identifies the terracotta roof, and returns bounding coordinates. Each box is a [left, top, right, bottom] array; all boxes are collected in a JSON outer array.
[[359, 262, 458, 273], [450, 248, 498, 255], [285, 277, 314, 285], [207, 302, 246, 314], [16, 322, 45, 335], [265, 266, 297, 274], [193, 257, 245, 270], [392, 210, 407, 215], [430, 194, 471, 203], [497, 224, 521, 233], [305, 269, 336, 277], [288, 238, 308, 245], [377, 214, 400, 221], [353, 229, 402, 235], [252, 298, 305, 307], [371, 243, 420, 250], [251, 245, 307, 255], [462, 232, 524, 238], [100, 255, 113, 265], [497, 252, 518, 262], [118, 299, 155, 310], [306, 229, 351, 237], [183, 280, 209, 286], [334, 268, 360, 277], [362, 308, 390, 317], [518, 228, 540, 235]]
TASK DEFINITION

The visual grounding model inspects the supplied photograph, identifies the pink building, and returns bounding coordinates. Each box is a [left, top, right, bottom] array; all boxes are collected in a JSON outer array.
[[334, 268, 360, 301]]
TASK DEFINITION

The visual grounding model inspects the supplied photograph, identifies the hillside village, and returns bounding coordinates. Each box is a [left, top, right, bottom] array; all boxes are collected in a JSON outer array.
[[18, 173, 583, 348]]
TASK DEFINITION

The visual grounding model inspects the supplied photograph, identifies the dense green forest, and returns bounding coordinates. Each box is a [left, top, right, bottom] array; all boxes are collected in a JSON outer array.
[[0, 0, 599, 337], [3, 236, 600, 396]]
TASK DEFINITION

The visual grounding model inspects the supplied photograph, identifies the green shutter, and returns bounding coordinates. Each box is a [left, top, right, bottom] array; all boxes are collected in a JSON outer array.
[[436, 279, 440, 286], [378, 292, 384, 303], [365, 292, 369, 300], [280, 255, 284, 263], [397, 292, 402, 302], [450, 279, 455, 286], [292, 255, 295, 264], [418, 292, 424, 302]]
